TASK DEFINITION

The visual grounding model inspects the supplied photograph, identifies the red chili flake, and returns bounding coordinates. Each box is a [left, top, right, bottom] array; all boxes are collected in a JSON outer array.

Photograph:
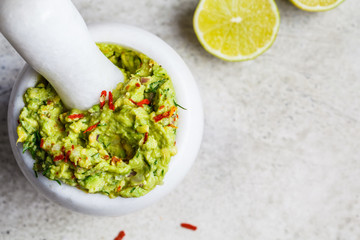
[[114, 230, 125, 240], [130, 99, 150, 108], [125, 85, 130, 90], [153, 106, 177, 123], [71, 175, 75, 179], [174, 141, 176, 146], [46, 100, 52, 105], [117, 186, 122, 192], [102, 155, 110, 160], [180, 223, 197, 231], [159, 105, 165, 110], [83, 122, 99, 133], [40, 139, 44, 148], [135, 83, 141, 88], [100, 90, 107, 109], [61, 146, 65, 152], [68, 114, 84, 120], [71, 161, 76, 167], [54, 154, 64, 161], [129, 99, 137, 105], [137, 99, 150, 107], [111, 156, 122, 165], [71, 145, 75, 150], [167, 124, 178, 129], [154, 111, 170, 122], [143, 132, 149, 144], [65, 150, 71, 162], [108, 91, 114, 110]]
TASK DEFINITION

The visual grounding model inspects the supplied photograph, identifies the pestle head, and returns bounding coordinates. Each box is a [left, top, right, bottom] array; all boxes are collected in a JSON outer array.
[[0, 0, 124, 110]]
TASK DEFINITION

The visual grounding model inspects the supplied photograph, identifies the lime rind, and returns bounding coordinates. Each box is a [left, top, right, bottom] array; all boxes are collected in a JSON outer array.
[[193, 0, 280, 62], [290, 0, 345, 12]]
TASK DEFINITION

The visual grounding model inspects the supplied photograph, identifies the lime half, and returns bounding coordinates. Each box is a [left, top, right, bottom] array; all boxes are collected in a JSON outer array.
[[193, 0, 280, 61], [290, 0, 345, 12]]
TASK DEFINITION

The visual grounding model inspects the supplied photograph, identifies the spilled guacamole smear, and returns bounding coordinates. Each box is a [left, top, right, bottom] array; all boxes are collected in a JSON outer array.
[[16, 43, 179, 198]]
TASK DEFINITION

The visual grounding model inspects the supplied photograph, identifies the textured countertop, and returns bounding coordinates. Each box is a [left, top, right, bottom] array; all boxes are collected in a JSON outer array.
[[1, 0, 360, 239]]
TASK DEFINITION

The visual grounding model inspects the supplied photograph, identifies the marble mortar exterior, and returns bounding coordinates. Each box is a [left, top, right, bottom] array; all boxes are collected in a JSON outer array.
[[1, 0, 360, 239]]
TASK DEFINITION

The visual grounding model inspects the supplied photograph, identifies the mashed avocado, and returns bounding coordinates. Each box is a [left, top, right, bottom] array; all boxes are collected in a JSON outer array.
[[16, 43, 179, 198]]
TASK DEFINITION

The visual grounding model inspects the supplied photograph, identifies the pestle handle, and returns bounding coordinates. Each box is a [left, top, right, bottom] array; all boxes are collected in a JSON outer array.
[[0, 0, 123, 110]]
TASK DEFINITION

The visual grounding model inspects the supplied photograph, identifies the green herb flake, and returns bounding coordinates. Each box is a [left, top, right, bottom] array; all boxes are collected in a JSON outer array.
[[22, 143, 30, 153], [146, 79, 166, 93], [34, 131, 41, 145], [174, 100, 187, 110], [144, 159, 151, 168]]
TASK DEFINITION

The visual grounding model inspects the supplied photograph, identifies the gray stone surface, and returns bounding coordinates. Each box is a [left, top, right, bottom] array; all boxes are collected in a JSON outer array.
[[1, 0, 360, 239]]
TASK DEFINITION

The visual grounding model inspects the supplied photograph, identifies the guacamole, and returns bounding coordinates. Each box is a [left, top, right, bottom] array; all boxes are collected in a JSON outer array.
[[16, 43, 179, 198]]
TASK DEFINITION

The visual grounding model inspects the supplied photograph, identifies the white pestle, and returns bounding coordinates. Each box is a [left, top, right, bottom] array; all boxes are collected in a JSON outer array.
[[0, 0, 123, 110]]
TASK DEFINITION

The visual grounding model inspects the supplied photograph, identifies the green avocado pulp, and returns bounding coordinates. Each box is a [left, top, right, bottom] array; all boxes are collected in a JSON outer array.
[[16, 43, 179, 198]]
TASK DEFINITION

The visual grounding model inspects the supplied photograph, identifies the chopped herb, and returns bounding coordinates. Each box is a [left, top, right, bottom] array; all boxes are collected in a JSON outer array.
[[29, 148, 37, 159], [174, 100, 187, 110], [55, 180, 61, 185], [34, 131, 41, 145], [19, 120, 28, 132], [98, 138, 109, 149], [43, 168, 50, 176], [34, 170, 38, 178], [91, 153, 100, 158], [22, 143, 30, 153], [144, 159, 151, 168], [130, 187, 136, 193], [146, 79, 166, 93]]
